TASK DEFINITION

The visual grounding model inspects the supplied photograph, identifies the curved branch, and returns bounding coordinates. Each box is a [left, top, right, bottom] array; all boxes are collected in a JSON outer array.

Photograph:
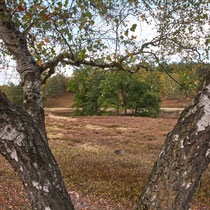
[[40, 54, 64, 84], [144, 50, 187, 91]]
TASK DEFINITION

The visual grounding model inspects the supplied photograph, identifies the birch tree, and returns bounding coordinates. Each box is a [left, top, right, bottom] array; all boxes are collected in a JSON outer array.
[[0, 0, 209, 209]]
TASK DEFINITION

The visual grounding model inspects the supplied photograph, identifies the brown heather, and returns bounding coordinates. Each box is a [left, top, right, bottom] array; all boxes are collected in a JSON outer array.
[[0, 109, 209, 209]]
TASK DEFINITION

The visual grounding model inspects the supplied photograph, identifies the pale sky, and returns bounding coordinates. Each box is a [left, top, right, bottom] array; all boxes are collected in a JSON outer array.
[[0, 10, 208, 86], [0, 17, 156, 86]]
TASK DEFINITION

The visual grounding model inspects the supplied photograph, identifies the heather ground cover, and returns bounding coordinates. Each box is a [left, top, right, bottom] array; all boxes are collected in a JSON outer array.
[[0, 109, 209, 209]]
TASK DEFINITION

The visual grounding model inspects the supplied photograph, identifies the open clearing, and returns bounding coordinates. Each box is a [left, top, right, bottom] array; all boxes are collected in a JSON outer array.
[[0, 109, 209, 209]]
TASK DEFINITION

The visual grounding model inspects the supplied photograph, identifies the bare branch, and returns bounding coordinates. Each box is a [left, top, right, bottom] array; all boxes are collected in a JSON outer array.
[[41, 67, 56, 85], [53, 22, 75, 59], [41, 54, 64, 72], [40, 54, 65, 84], [144, 50, 188, 94]]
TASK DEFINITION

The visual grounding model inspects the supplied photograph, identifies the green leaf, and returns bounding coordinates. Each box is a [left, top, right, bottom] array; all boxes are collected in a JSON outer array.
[[114, 18, 119, 24], [205, 39, 209, 46], [57, 2, 62, 8], [130, 24, 137, 32]]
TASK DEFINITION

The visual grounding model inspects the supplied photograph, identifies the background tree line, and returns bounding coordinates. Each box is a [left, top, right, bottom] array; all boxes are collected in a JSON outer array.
[[1, 62, 207, 115]]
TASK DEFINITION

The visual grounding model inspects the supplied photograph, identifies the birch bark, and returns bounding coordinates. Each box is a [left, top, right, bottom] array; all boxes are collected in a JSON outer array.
[[0, 91, 74, 209], [0, 2, 46, 139], [136, 72, 210, 209]]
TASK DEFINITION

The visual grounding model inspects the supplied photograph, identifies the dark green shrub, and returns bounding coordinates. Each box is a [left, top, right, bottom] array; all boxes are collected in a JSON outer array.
[[69, 67, 105, 115], [68, 67, 161, 117]]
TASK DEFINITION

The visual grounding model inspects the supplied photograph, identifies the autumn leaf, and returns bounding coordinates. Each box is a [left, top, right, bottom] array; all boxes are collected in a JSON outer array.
[[124, 30, 128, 37], [106, 56, 111, 61], [39, 41, 45, 46], [44, 38, 50, 43], [44, 14, 50, 20], [25, 14, 30, 20], [37, 60, 42, 66], [17, 5, 25, 12], [127, 52, 133, 58]]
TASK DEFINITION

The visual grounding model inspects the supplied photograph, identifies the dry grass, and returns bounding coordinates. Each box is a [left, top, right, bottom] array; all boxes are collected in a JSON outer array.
[[0, 110, 209, 209]]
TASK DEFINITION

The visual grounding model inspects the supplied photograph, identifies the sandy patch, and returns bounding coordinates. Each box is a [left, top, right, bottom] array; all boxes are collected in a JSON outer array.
[[80, 143, 103, 153], [116, 127, 129, 131], [48, 132, 64, 139], [48, 113, 77, 121], [85, 124, 104, 130]]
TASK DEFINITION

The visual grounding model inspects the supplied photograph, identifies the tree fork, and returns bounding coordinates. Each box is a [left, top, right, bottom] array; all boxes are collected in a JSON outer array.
[[136, 72, 210, 209]]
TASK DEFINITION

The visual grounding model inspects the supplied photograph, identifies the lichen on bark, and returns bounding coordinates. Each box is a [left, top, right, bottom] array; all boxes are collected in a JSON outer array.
[[136, 72, 210, 209]]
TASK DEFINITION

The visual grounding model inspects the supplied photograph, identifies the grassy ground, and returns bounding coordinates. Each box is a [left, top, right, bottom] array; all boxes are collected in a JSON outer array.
[[0, 109, 209, 209]]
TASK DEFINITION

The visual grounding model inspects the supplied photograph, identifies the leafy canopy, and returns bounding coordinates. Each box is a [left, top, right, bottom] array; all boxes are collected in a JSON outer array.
[[68, 66, 161, 117], [0, 0, 208, 83]]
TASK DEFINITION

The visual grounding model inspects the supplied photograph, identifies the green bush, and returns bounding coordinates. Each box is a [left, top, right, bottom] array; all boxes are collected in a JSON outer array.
[[68, 67, 161, 117], [69, 68, 105, 115]]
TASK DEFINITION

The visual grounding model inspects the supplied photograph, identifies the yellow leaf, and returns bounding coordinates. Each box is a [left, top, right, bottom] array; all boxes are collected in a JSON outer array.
[[106, 56, 111, 61], [127, 52, 133, 57], [37, 60, 42, 66], [25, 14, 30, 20]]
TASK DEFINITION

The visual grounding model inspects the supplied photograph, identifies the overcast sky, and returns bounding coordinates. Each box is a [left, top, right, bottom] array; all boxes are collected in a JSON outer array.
[[0, 17, 157, 86]]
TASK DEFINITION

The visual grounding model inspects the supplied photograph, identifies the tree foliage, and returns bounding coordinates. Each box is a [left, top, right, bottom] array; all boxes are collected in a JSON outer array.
[[0, 0, 209, 209], [158, 62, 208, 100], [0, 83, 23, 107], [68, 67, 161, 117], [0, 0, 208, 81]]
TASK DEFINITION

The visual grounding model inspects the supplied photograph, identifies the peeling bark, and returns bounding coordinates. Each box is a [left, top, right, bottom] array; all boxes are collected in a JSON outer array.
[[136, 73, 210, 209], [0, 91, 74, 210], [0, 2, 75, 208], [0, 2, 46, 139]]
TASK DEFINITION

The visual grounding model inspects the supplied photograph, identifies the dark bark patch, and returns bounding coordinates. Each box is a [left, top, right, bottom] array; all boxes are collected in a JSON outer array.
[[33, 96, 37, 101]]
